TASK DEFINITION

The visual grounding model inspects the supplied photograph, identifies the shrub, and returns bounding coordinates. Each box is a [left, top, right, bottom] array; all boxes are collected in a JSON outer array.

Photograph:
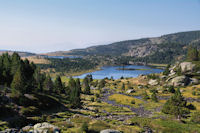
[[81, 122, 88, 132], [187, 103, 196, 110], [131, 100, 135, 104], [91, 97, 95, 102], [168, 86, 175, 93], [191, 112, 200, 123], [192, 91, 196, 96]]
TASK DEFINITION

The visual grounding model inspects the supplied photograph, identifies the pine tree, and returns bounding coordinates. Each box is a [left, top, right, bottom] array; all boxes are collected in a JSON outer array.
[[54, 75, 63, 94], [43, 75, 54, 93], [99, 79, 106, 88], [82, 77, 90, 94], [11, 65, 26, 94], [162, 88, 190, 119], [75, 78, 81, 95], [69, 77, 81, 108], [11, 52, 21, 75]]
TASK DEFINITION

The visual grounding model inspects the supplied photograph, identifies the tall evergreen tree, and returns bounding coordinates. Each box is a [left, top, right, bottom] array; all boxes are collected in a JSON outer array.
[[82, 77, 90, 94], [162, 88, 190, 119], [75, 78, 81, 95], [11, 65, 26, 94], [54, 75, 63, 94], [43, 75, 54, 93], [11, 52, 21, 75], [69, 77, 81, 108]]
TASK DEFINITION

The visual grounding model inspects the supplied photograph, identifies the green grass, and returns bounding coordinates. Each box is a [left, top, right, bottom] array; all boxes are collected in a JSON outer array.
[[109, 94, 143, 107]]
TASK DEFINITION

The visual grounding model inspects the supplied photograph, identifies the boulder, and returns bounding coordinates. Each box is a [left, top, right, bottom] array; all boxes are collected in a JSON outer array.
[[179, 62, 196, 73], [190, 78, 199, 85], [126, 89, 135, 94], [22, 125, 33, 132], [148, 79, 158, 86], [170, 76, 190, 86], [100, 129, 121, 133], [34, 122, 60, 133]]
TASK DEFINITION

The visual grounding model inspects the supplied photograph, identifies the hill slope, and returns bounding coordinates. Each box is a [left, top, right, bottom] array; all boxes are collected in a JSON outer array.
[[45, 30, 200, 63]]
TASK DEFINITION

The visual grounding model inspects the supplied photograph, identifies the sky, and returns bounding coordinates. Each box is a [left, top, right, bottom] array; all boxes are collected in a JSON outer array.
[[0, 0, 200, 53]]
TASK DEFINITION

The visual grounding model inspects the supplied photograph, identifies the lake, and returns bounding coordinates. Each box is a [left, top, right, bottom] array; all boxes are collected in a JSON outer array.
[[74, 65, 163, 79]]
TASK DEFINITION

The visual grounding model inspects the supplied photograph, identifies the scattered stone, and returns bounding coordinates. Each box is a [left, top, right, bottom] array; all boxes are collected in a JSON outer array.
[[34, 122, 60, 133], [126, 89, 135, 94], [0, 128, 19, 133], [100, 129, 121, 133], [148, 79, 158, 86], [22, 125, 33, 132], [170, 76, 190, 86], [179, 62, 196, 73], [190, 78, 199, 85]]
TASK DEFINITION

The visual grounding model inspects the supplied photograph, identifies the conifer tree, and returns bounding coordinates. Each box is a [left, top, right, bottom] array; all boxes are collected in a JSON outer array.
[[11, 52, 21, 75], [54, 75, 63, 94], [11, 65, 26, 94], [43, 75, 54, 93], [69, 77, 81, 108], [82, 77, 90, 94], [162, 88, 190, 119], [75, 78, 81, 95]]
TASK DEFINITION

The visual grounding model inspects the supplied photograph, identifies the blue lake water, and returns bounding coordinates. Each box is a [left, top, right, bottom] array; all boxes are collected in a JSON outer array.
[[74, 65, 163, 79]]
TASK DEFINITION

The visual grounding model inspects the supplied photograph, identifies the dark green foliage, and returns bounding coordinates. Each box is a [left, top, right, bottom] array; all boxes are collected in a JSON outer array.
[[38, 58, 97, 73], [162, 88, 190, 119], [69, 77, 81, 108], [11, 65, 26, 94], [147, 74, 158, 80], [82, 76, 90, 94], [187, 103, 196, 110], [187, 46, 199, 61], [142, 91, 150, 100], [99, 79, 106, 88], [54, 75, 63, 94], [191, 112, 200, 124], [43, 75, 54, 93], [168, 86, 175, 93], [151, 92, 158, 102]]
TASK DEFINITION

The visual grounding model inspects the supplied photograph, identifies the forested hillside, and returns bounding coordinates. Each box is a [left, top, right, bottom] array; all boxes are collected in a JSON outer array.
[[46, 30, 200, 64]]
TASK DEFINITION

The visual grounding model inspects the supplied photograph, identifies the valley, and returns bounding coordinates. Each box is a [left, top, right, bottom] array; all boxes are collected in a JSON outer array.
[[1, 31, 200, 133]]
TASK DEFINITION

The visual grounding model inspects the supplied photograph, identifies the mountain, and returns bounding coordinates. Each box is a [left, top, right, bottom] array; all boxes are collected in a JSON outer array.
[[45, 30, 200, 63], [0, 50, 36, 57]]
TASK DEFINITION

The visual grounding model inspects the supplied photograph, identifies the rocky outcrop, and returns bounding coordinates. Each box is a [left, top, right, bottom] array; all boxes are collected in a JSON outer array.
[[170, 76, 190, 86], [148, 79, 158, 86], [189, 78, 199, 85], [33, 122, 60, 133], [100, 129, 121, 133], [179, 62, 196, 73], [126, 89, 135, 94]]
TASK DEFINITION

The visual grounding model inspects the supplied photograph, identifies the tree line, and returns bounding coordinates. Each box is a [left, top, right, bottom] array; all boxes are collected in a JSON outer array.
[[0, 53, 98, 108]]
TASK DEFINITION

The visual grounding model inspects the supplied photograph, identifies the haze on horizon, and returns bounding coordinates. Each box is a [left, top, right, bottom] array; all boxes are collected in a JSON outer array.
[[0, 0, 200, 53]]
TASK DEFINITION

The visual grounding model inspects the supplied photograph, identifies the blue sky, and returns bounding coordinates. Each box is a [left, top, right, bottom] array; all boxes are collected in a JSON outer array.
[[0, 0, 200, 53]]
